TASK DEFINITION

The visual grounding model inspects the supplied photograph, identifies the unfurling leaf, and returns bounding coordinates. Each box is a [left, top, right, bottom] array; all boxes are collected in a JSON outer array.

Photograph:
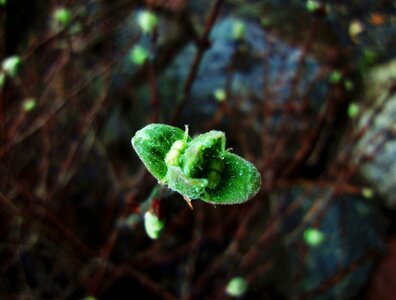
[[131, 124, 261, 205]]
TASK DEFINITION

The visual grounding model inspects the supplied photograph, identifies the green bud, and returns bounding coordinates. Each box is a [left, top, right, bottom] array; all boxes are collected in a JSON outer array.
[[361, 187, 374, 199], [306, 0, 321, 12], [214, 88, 226, 102], [0, 0, 6, 7], [362, 49, 378, 65], [304, 228, 325, 246], [0, 72, 5, 87], [226, 277, 248, 297], [144, 211, 165, 239], [131, 124, 261, 205], [347, 103, 359, 119], [232, 20, 246, 40], [130, 45, 149, 65], [260, 17, 271, 28], [344, 79, 354, 91], [54, 8, 72, 26], [22, 98, 36, 112], [328, 70, 343, 84], [2, 56, 21, 77], [349, 20, 364, 41], [138, 11, 158, 34]]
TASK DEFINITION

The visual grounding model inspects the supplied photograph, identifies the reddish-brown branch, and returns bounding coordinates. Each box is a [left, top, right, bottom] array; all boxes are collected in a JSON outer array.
[[171, 0, 224, 124]]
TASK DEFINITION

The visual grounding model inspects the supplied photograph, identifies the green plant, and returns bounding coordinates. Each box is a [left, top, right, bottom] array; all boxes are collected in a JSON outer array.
[[22, 98, 36, 112], [2, 56, 21, 78], [131, 124, 261, 205], [213, 88, 226, 102], [347, 102, 359, 119], [232, 20, 246, 40], [0, 72, 5, 87], [137, 11, 158, 34], [226, 276, 248, 297], [303, 228, 325, 246], [129, 45, 149, 65], [144, 211, 165, 239], [53, 8, 72, 26], [306, 0, 321, 12]]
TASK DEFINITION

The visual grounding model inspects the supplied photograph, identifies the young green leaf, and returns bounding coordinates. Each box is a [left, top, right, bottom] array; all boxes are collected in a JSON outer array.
[[202, 152, 261, 204], [167, 166, 208, 200], [132, 124, 187, 181], [182, 130, 225, 177], [131, 124, 261, 205]]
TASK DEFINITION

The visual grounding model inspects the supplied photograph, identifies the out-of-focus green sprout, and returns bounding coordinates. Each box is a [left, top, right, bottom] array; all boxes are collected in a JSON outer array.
[[2, 56, 21, 78], [69, 23, 82, 35], [304, 228, 325, 246], [328, 70, 343, 84], [214, 88, 226, 102], [232, 20, 246, 40], [347, 103, 359, 119], [144, 211, 165, 239], [344, 79, 354, 91], [391, 68, 396, 80], [22, 98, 37, 112], [79, 297, 97, 300], [226, 277, 248, 297], [349, 20, 364, 42], [361, 187, 374, 199], [260, 16, 271, 28], [54, 8, 72, 26], [138, 11, 158, 34], [306, 0, 321, 12], [129, 45, 149, 65], [362, 48, 378, 65], [0, 0, 6, 7], [0, 72, 5, 87]]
